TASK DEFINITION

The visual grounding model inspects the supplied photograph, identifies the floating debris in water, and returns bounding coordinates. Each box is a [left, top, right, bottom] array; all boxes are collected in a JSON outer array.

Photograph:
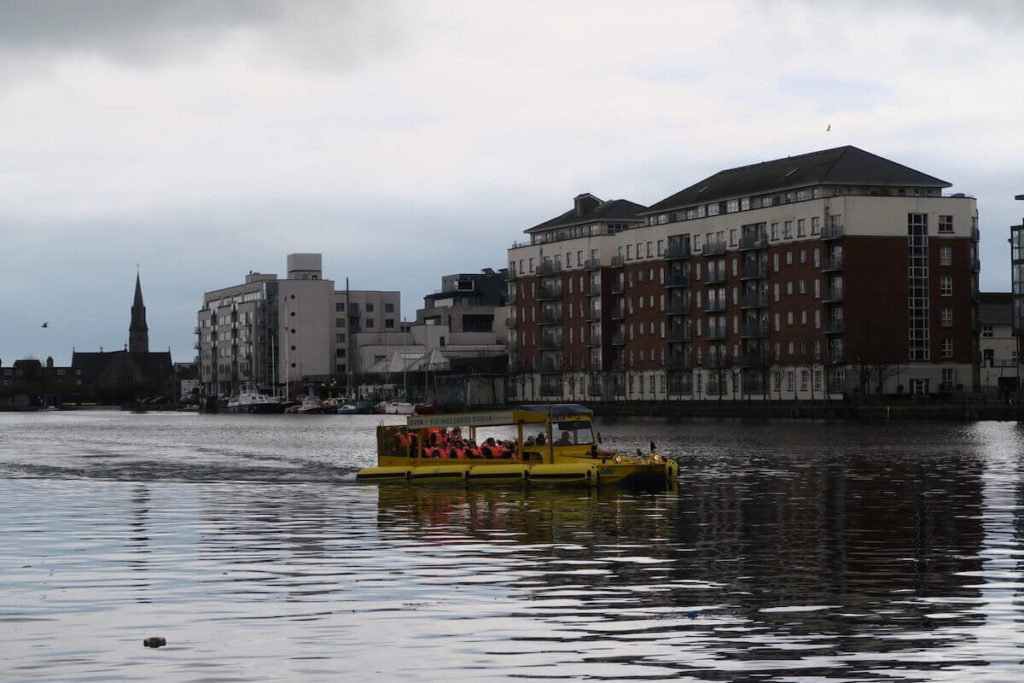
[[143, 637, 166, 648]]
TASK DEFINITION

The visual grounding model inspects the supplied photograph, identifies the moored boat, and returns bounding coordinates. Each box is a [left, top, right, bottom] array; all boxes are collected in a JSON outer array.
[[292, 396, 324, 414], [356, 403, 677, 488], [226, 386, 282, 414], [375, 400, 415, 415]]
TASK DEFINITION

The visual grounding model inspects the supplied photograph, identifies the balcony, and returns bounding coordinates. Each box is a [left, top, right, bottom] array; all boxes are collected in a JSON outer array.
[[538, 285, 562, 300], [539, 310, 563, 325], [740, 263, 768, 280], [741, 322, 769, 338], [611, 333, 625, 346], [505, 317, 516, 329], [828, 350, 845, 364], [610, 280, 625, 294], [610, 305, 625, 320], [740, 352, 768, 368], [666, 300, 691, 315], [583, 282, 600, 296], [540, 358, 562, 374], [667, 354, 692, 370], [667, 377, 693, 394], [666, 272, 691, 288], [822, 287, 844, 303], [539, 335, 560, 349], [821, 255, 844, 272], [822, 223, 844, 240], [537, 261, 562, 277], [741, 292, 769, 309], [667, 327, 693, 342], [705, 270, 726, 284], [705, 299, 726, 312], [824, 320, 844, 334], [740, 234, 768, 251], [587, 333, 602, 347], [584, 258, 601, 270], [587, 307, 601, 321], [610, 255, 625, 268], [664, 243, 692, 260], [704, 239, 727, 255], [706, 328, 727, 340]]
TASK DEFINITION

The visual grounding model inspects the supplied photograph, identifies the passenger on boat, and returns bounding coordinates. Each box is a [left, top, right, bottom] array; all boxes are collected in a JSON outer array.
[[535, 433, 546, 445], [525, 435, 536, 447], [395, 428, 413, 455], [554, 431, 572, 446]]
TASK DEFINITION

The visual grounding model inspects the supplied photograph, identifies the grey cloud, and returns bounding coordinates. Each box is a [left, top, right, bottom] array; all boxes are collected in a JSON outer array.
[[0, 0, 400, 68]]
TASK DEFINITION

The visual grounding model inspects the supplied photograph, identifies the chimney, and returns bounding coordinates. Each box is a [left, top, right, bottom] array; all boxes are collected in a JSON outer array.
[[573, 193, 600, 217]]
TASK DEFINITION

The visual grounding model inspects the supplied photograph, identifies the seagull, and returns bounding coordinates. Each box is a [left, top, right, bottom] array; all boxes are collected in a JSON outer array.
[[41, 322, 49, 328], [826, 124, 831, 132]]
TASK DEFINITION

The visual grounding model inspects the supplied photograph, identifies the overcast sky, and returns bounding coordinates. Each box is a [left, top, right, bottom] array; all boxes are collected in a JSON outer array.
[[2, 0, 1022, 366]]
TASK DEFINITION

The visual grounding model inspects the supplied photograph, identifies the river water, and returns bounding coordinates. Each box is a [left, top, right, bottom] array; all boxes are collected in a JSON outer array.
[[1, 411, 1023, 681]]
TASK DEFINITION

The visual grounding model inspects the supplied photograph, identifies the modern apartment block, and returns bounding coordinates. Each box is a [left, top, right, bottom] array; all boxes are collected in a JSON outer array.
[[355, 269, 510, 374], [507, 146, 980, 401], [197, 253, 400, 397]]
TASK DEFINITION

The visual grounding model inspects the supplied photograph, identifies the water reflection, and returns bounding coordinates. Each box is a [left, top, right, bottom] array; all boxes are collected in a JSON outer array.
[[1, 413, 1024, 680]]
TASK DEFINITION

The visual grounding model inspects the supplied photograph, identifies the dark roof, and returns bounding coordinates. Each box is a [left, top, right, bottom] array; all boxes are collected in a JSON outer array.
[[644, 146, 951, 214], [526, 197, 647, 234], [73, 350, 173, 383], [979, 292, 1012, 325]]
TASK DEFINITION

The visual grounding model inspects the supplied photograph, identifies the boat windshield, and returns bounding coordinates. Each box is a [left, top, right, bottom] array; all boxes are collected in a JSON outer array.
[[552, 420, 595, 446]]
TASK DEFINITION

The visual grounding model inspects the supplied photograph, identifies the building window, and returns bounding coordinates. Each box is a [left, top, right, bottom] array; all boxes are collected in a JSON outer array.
[[366, 303, 374, 312], [366, 319, 375, 328], [942, 338, 954, 358], [797, 219, 806, 237], [783, 221, 793, 239], [726, 199, 739, 213], [940, 276, 952, 296], [385, 303, 395, 313], [771, 222, 779, 240], [908, 212, 930, 361], [940, 246, 952, 266], [336, 303, 345, 312], [938, 215, 953, 233], [811, 216, 820, 235], [385, 319, 395, 328], [982, 324, 994, 337], [941, 308, 953, 327]]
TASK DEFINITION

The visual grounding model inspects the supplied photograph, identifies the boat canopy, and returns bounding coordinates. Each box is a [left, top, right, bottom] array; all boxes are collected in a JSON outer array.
[[404, 405, 593, 431], [515, 404, 593, 417]]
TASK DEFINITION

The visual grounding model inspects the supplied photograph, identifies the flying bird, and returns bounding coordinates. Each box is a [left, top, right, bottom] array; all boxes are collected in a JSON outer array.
[[826, 124, 831, 132], [41, 322, 48, 328]]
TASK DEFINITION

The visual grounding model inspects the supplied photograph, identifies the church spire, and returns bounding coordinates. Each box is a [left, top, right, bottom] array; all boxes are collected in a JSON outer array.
[[129, 271, 149, 353]]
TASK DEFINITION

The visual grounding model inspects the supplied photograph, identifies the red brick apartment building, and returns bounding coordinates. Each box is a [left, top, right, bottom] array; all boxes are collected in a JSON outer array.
[[507, 146, 980, 402]]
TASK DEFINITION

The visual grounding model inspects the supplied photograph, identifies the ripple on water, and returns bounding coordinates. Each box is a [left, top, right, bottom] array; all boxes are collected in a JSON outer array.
[[1, 414, 1023, 680]]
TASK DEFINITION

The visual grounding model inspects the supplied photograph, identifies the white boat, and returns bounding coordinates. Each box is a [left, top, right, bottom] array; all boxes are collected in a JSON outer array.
[[376, 400, 415, 415], [227, 386, 282, 414]]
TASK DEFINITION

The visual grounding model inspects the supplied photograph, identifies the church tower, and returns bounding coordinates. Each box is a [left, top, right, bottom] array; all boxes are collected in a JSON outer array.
[[129, 272, 149, 353]]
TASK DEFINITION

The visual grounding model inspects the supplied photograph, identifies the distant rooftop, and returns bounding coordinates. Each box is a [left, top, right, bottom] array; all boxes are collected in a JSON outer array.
[[644, 146, 952, 214], [526, 193, 647, 234]]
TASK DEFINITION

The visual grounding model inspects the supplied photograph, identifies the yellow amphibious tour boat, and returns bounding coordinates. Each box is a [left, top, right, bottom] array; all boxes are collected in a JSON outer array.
[[356, 404, 678, 487]]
